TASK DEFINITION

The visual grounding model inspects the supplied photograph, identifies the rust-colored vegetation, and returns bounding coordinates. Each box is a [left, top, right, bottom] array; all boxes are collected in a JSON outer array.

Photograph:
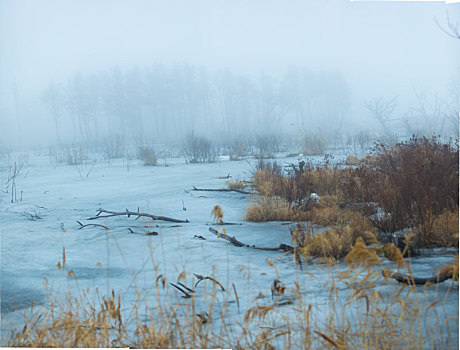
[[247, 136, 459, 258]]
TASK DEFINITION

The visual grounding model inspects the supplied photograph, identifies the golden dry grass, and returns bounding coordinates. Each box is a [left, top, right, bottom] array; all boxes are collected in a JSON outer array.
[[344, 237, 381, 267], [383, 243, 405, 266], [430, 210, 459, 248], [245, 197, 308, 222], [226, 179, 247, 190], [438, 255, 459, 281], [345, 154, 360, 166], [308, 205, 350, 226], [6, 260, 458, 349]]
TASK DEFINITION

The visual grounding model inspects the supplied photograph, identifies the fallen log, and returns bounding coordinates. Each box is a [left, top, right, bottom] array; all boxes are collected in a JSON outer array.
[[88, 208, 189, 223], [382, 268, 451, 285], [208, 227, 293, 252], [192, 186, 252, 195]]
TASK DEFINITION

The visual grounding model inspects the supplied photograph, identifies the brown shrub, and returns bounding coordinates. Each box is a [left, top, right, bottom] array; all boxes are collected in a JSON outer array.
[[347, 212, 378, 245], [345, 237, 381, 267], [298, 226, 353, 260], [245, 197, 308, 222], [429, 210, 459, 247], [383, 243, 405, 266], [301, 132, 327, 156], [345, 154, 360, 166], [226, 180, 247, 190], [342, 137, 459, 246], [309, 205, 350, 226], [438, 255, 459, 281], [138, 146, 157, 166]]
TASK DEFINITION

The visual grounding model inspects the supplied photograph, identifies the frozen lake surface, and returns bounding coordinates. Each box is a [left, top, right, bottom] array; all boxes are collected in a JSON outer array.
[[1, 151, 458, 347]]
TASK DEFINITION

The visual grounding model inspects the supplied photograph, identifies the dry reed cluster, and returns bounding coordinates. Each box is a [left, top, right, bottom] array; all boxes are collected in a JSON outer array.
[[5, 249, 458, 349], [246, 137, 459, 258]]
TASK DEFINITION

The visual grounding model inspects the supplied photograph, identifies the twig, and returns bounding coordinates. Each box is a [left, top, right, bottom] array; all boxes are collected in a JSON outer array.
[[194, 274, 225, 291], [169, 282, 192, 298], [208, 227, 294, 252], [232, 283, 239, 309], [192, 186, 252, 195], [88, 208, 189, 223], [76, 221, 109, 230]]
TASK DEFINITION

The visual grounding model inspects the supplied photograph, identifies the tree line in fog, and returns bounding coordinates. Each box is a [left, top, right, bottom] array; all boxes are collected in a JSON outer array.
[[41, 64, 352, 145]]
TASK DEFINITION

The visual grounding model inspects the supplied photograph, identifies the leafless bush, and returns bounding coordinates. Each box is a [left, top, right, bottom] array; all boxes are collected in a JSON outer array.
[[228, 136, 249, 160], [5, 160, 25, 203], [183, 131, 215, 163], [102, 135, 126, 159], [253, 133, 279, 159], [65, 147, 87, 165], [138, 146, 157, 166], [301, 132, 327, 156], [353, 130, 372, 152]]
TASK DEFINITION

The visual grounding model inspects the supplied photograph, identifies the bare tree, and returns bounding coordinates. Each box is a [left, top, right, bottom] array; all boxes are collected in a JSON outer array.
[[435, 12, 460, 40], [42, 82, 64, 145], [364, 96, 398, 141], [412, 88, 447, 136], [446, 73, 460, 137]]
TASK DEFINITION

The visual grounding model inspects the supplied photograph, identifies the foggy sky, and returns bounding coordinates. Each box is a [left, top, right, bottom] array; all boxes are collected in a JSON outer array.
[[0, 0, 459, 147]]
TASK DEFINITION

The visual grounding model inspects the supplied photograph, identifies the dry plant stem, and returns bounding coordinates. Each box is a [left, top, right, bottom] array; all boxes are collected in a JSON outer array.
[[88, 208, 189, 223], [382, 268, 452, 285], [193, 274, 225, 292], [208, 227, 294, 252], [169, 282, 193, 298], [76, 221, 109, 230], [192, 186, 252, 195]]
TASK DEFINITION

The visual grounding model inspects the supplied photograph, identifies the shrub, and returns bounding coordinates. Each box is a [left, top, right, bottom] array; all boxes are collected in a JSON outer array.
[[345, 154, 360, 166], [344, 237, 381, 267], [253, 133, 279, 159], [228, 136, 249, 160], [354, 130, 372, 151], [301, 132, 327, 156], [342, 136, 459, 246], [226, 179, 247, 190], [383, 243, 405, 266], [293, 225, 353, 261], [438, 255, 459, 281], [102, 135, 126, 159], [138, 146, 157, 166], [412, 210, 459, 248], [308, 205, 349, 226], [245, 197, 307, 222], [65, 147, 87, 165], [183, 131, 214, 163]]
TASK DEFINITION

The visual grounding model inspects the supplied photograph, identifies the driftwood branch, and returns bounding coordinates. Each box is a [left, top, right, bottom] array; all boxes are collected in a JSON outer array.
[[209, 227, 293, 252], [192, 186, 252, 195], [88, 208, 189, 223], [77, 221, 109, 230], [382, 269, 451, 285]]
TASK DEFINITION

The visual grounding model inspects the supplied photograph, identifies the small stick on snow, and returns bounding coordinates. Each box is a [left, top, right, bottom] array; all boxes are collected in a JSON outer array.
[[77, 221, 109, 230]]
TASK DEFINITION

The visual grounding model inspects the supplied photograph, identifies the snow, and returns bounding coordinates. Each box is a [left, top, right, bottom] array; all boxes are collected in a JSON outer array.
[[0, 151, 458, 346]]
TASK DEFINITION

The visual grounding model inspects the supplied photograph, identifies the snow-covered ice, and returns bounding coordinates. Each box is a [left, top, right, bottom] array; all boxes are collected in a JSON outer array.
[[0, 151, 458, 347]]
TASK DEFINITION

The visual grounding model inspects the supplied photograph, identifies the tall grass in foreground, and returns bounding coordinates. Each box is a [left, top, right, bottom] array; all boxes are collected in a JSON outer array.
[[4, 249, 458, 349]]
